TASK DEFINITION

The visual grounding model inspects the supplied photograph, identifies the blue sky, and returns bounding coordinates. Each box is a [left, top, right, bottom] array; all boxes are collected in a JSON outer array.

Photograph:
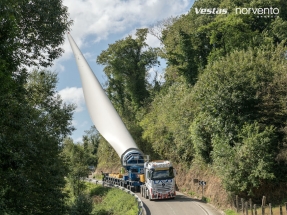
[[51, 0, 195, 143]]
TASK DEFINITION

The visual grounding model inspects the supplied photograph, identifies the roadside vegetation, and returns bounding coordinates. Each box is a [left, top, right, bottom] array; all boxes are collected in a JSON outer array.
[[65, 181, 138, 215], [94, 0, 287, 206], [2, 0, 287, 213]]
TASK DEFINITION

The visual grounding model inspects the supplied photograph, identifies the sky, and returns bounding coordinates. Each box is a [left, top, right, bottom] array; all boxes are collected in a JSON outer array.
[[51, 0, 195, 143]]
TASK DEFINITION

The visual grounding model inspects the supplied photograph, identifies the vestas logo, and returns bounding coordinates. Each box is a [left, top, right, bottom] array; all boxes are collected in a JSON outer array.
[[195, 8, 228, 15]]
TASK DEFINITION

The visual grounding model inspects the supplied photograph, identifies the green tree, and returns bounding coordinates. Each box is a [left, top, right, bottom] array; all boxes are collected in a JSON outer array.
[[161, 0, 287, 84], [0, 0, 72, 69], [96, 28, 160, 158], [191, 44, 287, 194], [140, 78, 195, 164], [70, 194, 93, 215], [82, 126, 100, 167], [63, 138, 90, 197], [0, 70, 75, 214], [0, 0, 72, 212], [97, 28, 159, 109], [212, 123, 277, 195]]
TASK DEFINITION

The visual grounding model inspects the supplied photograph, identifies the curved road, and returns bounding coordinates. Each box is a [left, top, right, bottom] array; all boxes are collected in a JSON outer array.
[[88, 179, 222, 215], [137, 191, 222, 215]]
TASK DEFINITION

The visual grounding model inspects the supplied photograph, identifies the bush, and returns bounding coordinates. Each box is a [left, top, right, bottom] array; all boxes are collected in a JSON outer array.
[[70, 194, 93, 215]]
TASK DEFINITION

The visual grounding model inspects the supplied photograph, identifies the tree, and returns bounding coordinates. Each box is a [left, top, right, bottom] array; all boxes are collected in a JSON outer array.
[[212, 123, 277, 195], [63, 138, 90, 197], [0, 70, 75, 214], [96, 28, 160, 158], [191, 44, 287, 194], [97, 28, 159, 109], [0, 0, 72, 212], [82, 126, 100, 166], [161, 0, 287, 85], [70, 194, 93, 215], [0, 0, 72, 69], [140, 78, 195, 164]]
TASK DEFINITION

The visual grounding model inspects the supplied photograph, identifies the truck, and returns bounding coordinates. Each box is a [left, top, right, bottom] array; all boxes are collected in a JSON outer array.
[[67, 33, 176, 200]]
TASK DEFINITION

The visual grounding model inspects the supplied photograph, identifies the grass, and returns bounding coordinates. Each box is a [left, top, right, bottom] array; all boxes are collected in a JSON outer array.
[[188, 191, 195, 196], [92, 187, 138, 215], [93, 173, 104, 180], [202, 196, 211, 203], [84, 182, 138, 215], [225, 209, 238, 215]]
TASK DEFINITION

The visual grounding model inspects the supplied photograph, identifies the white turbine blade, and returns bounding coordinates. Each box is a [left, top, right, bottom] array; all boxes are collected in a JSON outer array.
[[67, 33, 139, 158]]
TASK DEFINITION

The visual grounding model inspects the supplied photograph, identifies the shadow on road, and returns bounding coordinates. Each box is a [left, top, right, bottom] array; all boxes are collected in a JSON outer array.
[[152, 194, 205, 203], [143, 201, 151, 215]]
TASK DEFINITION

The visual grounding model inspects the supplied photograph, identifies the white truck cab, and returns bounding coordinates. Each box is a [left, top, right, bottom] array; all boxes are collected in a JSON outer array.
[[141, 160, 176, 200]]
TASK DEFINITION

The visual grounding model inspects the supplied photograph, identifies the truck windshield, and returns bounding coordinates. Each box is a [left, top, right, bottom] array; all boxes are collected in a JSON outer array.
[[151, 168, 174, 180]]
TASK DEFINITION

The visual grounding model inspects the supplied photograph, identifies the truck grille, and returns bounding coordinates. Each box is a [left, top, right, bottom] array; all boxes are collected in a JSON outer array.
[[154, 183, 173, 193]]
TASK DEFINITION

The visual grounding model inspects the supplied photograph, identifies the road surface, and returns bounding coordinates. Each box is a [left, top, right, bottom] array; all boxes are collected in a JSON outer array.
[[137, 191, 223, 215], [87, 179, 222, 215]]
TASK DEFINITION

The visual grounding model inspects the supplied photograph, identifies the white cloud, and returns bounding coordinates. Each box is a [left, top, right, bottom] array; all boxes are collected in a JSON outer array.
[[80, 120, 89, 128], [74, 136, 83, 143], [147, 66, 165, 83], [72, 120, 78, 127], [146, 33, 162, 48], [83, 52, 95, 61], [58, 87, 85, 112], [58, 0, 191, 59]]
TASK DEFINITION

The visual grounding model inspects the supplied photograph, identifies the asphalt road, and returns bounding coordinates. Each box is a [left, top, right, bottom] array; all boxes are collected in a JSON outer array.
[[137, 191, 223, 215], [87, 178, 222, 215]]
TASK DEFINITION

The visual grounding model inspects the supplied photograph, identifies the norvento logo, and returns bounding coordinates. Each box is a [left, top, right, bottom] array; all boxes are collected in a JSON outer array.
[[195, 8, 228, 15], [235, 7, 280, 16]]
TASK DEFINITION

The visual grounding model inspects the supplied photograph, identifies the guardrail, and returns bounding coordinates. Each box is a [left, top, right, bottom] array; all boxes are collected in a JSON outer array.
[[86, 178, 146, 215]]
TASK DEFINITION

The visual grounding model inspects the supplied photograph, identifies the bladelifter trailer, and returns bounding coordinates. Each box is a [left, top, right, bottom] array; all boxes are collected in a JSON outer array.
[[68, 33, 176, 200]]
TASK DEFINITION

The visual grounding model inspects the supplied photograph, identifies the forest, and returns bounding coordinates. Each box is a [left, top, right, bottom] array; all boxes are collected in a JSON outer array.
[[93, 0, 287, 200], [1, 0, 287, 214]]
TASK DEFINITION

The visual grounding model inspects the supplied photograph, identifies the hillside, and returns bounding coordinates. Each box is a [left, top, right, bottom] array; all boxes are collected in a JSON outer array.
[[90, 0, 287, 206]]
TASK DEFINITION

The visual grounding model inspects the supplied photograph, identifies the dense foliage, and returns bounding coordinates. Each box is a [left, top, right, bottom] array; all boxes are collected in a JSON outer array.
[[95, 0, 287, 199], [0, 0, 73, 214], [2, 0, 287, 212], [0, 70, 75, 214]]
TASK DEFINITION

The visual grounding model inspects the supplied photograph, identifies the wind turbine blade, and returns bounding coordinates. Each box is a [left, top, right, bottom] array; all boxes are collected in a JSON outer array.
[[67, 33, 139, 158]]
